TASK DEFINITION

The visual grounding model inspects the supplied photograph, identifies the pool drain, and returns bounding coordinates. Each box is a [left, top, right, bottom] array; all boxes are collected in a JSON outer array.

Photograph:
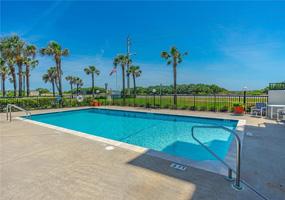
[[105, 146, 115, 151], [170, 163, 187, 171]]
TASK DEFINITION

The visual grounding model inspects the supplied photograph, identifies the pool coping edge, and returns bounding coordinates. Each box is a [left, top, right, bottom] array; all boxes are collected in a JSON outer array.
[[15, 107, 246, 177]]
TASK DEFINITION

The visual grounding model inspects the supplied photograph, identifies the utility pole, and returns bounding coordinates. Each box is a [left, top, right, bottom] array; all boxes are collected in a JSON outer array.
[[126, 35, 131, 96]]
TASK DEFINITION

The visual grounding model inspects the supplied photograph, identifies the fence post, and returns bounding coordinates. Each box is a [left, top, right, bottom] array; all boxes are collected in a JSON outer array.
[[214, 94, 216, 112], [160, 94, 162, 108], [243, 91, 247, 113], [193, 95, 196, 110]]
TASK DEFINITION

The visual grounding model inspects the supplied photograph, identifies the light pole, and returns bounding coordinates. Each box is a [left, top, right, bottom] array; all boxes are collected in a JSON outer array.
[[96, 89, 100, 100], [104, 83, 108, 105], [243, 86, 248, 113], [159, 84, 162, 107], [152, 89, 156, 108], [126, 36, 136, 96], [126, 36, 131, 93], [127, 51, 136, 97]]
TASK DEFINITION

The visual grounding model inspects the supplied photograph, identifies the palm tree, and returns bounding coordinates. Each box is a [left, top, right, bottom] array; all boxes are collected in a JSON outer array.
[[24, 44, 37, 96], [65, 76, 76, 98], [113, 54, 129, 104], [11, 35, 25, 97], [0, 58, 9, 97], [8, 58, 17, 97], [127, 65, 141, 98], [22, 70, 26, 95], [161, 47, 187, 108], [23, 58, 38, 96], [0, 36, 17, 97], [40, 41, 69, 97], [42, 67, 57, 97], [84, 66, 100, 97], [74, 77, 83, 96]]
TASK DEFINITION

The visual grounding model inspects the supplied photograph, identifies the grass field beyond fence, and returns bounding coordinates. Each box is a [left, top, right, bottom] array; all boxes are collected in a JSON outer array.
[[0, 94, 268, 113], [111, 95, 268, 112]]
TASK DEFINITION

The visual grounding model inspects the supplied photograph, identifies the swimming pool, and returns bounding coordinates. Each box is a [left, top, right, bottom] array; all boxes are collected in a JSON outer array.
[[25, 108, 238, 161]]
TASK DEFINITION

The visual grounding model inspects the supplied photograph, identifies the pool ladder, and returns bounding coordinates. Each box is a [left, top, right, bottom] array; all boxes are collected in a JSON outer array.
[[6, 104, 31, 122], [191, 125, 268, 200]]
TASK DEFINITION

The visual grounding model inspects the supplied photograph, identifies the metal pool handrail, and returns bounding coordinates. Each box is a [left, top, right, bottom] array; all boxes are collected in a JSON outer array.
[[6, 104, 31, 122], [191, 125, 269, 200], [191, 125, 242, 190]]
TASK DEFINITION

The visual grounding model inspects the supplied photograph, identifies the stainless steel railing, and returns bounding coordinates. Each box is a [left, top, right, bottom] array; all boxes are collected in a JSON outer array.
[[191, 125, 243, 190], [6, 104, 31, 122], [191, 126, 269, 200]]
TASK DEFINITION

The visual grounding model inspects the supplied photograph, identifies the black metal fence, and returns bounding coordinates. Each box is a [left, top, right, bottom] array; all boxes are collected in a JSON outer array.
[[0, 94, 268, 113], [111, 94, 268, 112]]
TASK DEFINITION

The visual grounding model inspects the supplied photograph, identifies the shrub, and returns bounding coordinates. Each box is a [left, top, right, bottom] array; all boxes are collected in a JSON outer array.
[[163, 104, 170, 109], [199, 106, 207, 111], [105, 101, 112, 106], [145, 103, 151, 108], [189, 106, 196, 111], [169, 105, 176, 109], [233, 102, 243, 107], [0, 96, 96, 112], [180, 105, 188, 110], [209, 106, 216, 112], [220, 106, 229, 112]]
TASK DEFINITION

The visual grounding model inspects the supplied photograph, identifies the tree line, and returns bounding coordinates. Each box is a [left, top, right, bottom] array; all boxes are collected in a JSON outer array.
[[0, 35, 38, 97], [134, 84, 228, 95], [0, 36, 70, 98], [0, 35, 143, 100]]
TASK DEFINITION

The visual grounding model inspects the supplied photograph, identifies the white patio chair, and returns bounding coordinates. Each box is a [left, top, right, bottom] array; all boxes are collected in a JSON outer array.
[[251, 103, 267, 117], [277, 108, 285, 121]]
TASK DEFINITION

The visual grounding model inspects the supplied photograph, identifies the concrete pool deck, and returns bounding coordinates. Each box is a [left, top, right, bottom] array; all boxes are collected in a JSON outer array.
[[1, 106, 284, 200]]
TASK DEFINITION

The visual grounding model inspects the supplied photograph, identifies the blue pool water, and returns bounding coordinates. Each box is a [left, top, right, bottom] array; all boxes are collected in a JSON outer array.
[[27, 109, 238, 161]]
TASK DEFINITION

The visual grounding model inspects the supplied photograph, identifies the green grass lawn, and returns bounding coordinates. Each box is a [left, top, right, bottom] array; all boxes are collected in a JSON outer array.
[[107, 95, 268, 112]]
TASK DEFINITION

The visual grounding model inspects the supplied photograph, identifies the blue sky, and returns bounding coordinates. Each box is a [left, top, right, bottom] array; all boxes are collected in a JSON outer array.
[[1, 1, 285, 91]]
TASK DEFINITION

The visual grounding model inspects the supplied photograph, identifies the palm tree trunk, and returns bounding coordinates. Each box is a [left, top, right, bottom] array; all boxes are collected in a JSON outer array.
[[133, 74, 136, 98], [173, 63, 177, 108], [9, 66, 17, 97], [18, 63, 23, 97], [52, 80, 55, 97], [22, 75, 25, 95], [55, 79, 59, 92], [56, 59, 63, 97], [92, 73, 95, 98], [127, 66, 130, 96], [70, 83, 73, 98], [122, 65, 126, 105], [1, 76, 5, 97], [76, 85, 79, 96], [26, 65, 30, 96]]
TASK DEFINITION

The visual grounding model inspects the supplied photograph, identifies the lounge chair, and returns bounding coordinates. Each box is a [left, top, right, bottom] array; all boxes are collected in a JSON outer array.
[[251, 103, 267, 117], [277, 108, 285, 121]]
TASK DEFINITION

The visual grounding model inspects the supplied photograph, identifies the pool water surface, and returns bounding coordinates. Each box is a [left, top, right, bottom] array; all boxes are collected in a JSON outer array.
[[26, 108, 238, 161]]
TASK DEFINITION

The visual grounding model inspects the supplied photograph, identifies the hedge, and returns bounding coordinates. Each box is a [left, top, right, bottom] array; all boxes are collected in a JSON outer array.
[[0, 97, 104, 112]]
